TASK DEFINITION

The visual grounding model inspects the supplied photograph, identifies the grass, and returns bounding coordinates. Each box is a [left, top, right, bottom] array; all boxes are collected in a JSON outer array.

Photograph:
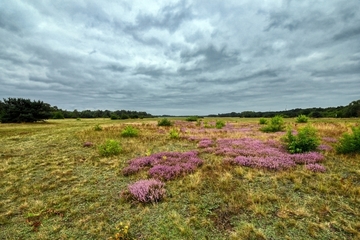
[[0, 118, 359, 239]]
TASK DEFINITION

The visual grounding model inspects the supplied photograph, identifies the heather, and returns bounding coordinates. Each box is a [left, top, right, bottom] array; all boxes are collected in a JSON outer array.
[[1, 117, 359, 239]]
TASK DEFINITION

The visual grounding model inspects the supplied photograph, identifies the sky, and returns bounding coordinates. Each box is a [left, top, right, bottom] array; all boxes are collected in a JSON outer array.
[[0, 0, 359, 115]]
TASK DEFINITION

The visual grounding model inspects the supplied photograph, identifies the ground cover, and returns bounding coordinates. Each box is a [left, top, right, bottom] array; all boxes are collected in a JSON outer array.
[[0, 118, 359, 239]]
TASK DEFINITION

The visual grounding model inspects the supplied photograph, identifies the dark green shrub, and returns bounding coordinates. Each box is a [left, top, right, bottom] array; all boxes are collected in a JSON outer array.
[[157, 118, 172, 126], [98, 139, 122, 157], [215, 120, 226, 129], [284, 125, 320, 153], [121, 126, 139, 137], [259, 118, 267, 125], [186, 116, 199, 122], [336, 125, 360, 154], [53, 111, 65, 119], [110, 114, 119, 120], [260, 115, 285, 132], [296, 114, 309, 123], [120, 114, 130, 120]]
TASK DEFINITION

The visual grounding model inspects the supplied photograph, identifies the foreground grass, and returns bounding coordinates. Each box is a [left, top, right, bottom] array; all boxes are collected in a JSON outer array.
[[0, 118, 359, 239]]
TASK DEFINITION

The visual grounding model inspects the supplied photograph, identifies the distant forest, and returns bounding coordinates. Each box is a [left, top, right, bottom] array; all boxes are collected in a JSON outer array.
[[0, 98, 359, 123]]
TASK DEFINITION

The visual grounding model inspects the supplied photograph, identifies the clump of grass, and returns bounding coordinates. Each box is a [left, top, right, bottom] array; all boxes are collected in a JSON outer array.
[[284, 125, 320, 153], [296, 114, 309, 123], [94, 124, 103, 131], [336, 125, 360, 154], [127, 179, 166, 203], [169, 128, 180, 139], [259, 118, 267, 125], [157, 118, 172, 126], [112, 222, 132, 240], [121, 126, 139, 137], [98, 139, 122, 157], [215, 120, 226, 129], [260, 115, 285, 132]]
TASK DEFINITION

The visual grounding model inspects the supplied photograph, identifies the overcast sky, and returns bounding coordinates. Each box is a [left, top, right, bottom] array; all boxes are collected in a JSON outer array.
[[1, 0, 359, 115]]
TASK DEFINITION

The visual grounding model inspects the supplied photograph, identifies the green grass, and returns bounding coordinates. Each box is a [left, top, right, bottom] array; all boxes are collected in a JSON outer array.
[[0, 118, 359, 239]]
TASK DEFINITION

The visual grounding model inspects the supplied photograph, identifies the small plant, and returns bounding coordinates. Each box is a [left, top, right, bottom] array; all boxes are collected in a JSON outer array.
[[121, 126, 139, 137], [284, 125, 320, 153], [336, 125, 360, 154], [296, 114, 309, 123], [127, 179, 166, 203], [157, 118, 172, 126], [98, 139, 121, 157], [76, 118, 81, 121], [112, 222, 132, 240], [215, 120, 226, 129], [259, 118, 267, 125], [169, 128, 180, 139], [260, 115, 285, 132], [94, 124, 102, 131]]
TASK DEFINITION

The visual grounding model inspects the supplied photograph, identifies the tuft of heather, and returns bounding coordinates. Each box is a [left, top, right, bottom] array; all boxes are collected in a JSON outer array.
[[306, 163, 326, 173], [198, 139, 213, 148], [128, 179, 166, 203], [123, 151, 203, 180]]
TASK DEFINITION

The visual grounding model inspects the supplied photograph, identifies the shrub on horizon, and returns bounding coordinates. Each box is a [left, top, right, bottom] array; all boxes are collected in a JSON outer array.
[[284, 125, 320, 153], [336, 125, 360, 154], [158, 118, 172, 126], [121, 126, 139, 137], [260, 115, 285, 132], [296, 114, 309, 123], [98, 139, 122, 157], [110, 114, 119, 120], [186, 116, 199, 122]]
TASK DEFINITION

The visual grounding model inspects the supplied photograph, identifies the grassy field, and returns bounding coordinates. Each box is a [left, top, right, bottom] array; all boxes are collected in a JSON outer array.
[[0, 118, 359, 239]]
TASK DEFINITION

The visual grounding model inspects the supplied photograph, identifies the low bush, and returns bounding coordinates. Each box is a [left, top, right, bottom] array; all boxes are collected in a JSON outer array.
[[157, 118, 172, 126], [296, 114, 309, 123], [121, 126, 139, 137], [110, 114, 119, 120], [98, 139, 122, 157], [284, 125, 320, 153], [260, 115, 285, 132], [336, 125, 360, 154], [259, 118, 267, 125], [215, 120, 226, 129], [94, 124, 102, 131], [127, 179, 166, 203], [186, 116, 199, 122]]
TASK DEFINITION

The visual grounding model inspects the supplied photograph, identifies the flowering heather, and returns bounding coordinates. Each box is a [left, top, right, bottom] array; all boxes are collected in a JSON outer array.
[[317, 144, 333, 151], [128, 179, 166, 203], [306, 164, 326, 173], [290, 152, 324, 164], [198, 139, 213, 148], [322, 137, 338, 143], [123, 151, 203, 180]]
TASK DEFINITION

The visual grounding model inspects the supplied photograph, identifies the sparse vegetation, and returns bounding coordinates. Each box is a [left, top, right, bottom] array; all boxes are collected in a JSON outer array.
[[1, 118, 359, 239], [98, 139, 122, 156]]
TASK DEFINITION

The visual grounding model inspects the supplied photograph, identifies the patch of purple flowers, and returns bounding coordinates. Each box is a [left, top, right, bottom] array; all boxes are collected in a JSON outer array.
[[306, 164, 326, 173], [123, 151, 203, 180], [128, 179, 166, 203], [322, 137, 338, 143], [198, 139, 213, 148], [317, 144, 333, 151]]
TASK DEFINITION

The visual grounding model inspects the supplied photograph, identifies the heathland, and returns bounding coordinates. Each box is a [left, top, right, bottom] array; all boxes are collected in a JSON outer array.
[[0, 117, 359, 239]]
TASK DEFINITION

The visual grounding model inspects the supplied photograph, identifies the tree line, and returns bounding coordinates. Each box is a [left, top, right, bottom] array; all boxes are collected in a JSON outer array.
[[0, 97, 359, 123]]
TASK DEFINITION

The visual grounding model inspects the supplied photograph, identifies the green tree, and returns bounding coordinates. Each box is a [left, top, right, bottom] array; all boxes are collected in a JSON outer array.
[[1, 98, 52, 123]]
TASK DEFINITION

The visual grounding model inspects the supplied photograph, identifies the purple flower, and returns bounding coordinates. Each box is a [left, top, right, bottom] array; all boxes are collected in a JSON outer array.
[[306, 164, 326, 173], [128, 179, 166, 203]]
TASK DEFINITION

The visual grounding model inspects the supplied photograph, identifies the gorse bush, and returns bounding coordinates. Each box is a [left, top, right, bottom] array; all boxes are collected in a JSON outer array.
[[98, 139, 122, 157], [260, 115, 285, 132], [259, 118, 267, 125], [157, 118, 172, 126], [336, 125, 360, 154], [127, 179, 166, 203], [284, 125, 320, 153], [296, 114, 309, 123], [121, 126, 139, 137], [215, 120, 226, 129]]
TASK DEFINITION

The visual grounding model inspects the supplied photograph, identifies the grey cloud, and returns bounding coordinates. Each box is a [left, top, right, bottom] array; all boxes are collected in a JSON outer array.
[[333, 26, 360, 41]]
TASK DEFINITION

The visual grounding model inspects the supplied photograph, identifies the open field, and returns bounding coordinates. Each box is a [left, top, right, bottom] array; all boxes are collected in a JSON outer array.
[[0, 118, 359, 239]]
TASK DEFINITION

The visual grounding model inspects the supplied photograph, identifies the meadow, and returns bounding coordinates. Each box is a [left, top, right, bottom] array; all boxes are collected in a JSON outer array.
[[0, 117, 359, 239]]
